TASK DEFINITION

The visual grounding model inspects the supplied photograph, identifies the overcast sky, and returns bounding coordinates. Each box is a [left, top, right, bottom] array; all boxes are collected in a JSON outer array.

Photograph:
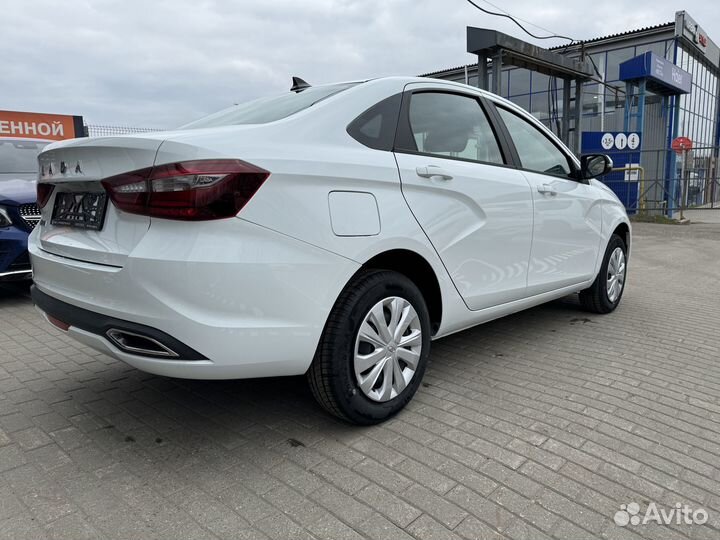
[[3, 1, 718, 128]]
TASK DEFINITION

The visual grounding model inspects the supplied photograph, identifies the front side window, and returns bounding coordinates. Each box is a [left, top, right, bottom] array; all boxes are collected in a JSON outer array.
[[400, 92, 504, 165], [496, 107, 572, 177]]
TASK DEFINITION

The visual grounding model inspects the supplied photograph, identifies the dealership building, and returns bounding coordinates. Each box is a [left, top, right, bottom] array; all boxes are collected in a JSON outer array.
[[425, 11, 720, 213]]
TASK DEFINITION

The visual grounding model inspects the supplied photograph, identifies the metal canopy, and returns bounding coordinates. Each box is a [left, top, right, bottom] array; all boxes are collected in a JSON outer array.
[[467, 28, 595, 80], [466, 27, 595, 153]]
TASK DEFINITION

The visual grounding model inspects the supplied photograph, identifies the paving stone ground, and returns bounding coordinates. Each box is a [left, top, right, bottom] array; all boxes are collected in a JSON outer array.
[[1, 221, 719, 540]]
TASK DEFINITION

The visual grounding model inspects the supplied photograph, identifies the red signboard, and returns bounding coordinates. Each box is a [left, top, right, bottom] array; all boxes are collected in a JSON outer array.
[[671, 136, 693, 154], [0, 110, 83, 141]]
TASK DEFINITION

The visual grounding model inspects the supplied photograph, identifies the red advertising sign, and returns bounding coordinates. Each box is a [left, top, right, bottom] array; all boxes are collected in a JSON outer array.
[[0, 110, 83, 141], [671, 136, 693, 154]]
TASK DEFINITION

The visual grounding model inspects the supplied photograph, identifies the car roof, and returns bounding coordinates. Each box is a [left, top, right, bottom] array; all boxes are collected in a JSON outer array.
[[306, 76, 496, 100], [362, 76, 534, 119]]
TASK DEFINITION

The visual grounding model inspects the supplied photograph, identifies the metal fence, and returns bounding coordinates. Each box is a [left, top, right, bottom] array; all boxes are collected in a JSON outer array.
[[599, 145, 720, 218], [84, 124, 161, 137]]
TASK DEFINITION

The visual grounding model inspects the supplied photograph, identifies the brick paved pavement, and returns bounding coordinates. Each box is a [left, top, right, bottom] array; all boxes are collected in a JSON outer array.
[[0, 222, 719, 540]]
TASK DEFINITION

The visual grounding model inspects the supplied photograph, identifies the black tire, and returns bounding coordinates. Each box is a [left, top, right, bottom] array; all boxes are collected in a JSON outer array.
[[307, 270, 431, 425], [579, 233, 628, 314]]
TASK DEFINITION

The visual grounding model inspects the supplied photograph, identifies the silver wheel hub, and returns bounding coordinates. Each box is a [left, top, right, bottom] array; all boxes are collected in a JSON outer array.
[[606, 247, 626, 303], [353, 296, 422, 402]]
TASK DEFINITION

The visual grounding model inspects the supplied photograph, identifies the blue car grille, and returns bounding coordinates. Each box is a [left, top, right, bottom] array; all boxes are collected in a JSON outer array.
[[18, 203, 41, 230]]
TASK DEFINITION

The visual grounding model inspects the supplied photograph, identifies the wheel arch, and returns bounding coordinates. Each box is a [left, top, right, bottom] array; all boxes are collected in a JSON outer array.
[[612, 221, 631, 258], [358, 249, 442, 335]]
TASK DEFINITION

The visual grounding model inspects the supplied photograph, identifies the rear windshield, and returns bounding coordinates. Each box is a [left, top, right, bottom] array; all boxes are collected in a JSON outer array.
[[180, 83, 358, 129], [0, 139, 49, 174]]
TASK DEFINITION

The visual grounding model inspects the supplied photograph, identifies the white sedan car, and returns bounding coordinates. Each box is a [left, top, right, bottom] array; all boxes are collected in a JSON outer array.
[[29, 76, 629, 424]]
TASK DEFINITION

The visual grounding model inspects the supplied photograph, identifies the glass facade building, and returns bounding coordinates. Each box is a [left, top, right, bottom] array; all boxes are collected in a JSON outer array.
[[424, 11, 720, 212]]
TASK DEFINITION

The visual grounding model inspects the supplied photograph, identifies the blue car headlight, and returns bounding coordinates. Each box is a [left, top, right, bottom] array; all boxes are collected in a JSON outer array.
[[0, 206, 13, 228]]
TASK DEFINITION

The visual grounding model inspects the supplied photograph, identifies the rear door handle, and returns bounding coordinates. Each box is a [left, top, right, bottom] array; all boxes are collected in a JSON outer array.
[[416, 165, 453, 181], [537, 183, 557, 195]]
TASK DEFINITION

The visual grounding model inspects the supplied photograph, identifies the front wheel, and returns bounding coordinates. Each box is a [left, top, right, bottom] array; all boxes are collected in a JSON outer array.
[[307, 270, 431, 425], [579, 233, 628, 314]]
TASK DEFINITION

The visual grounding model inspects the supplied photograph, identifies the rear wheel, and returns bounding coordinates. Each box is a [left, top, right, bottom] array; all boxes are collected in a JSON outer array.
[[307, 270, 431, 425], [579, 234, 627, 314]]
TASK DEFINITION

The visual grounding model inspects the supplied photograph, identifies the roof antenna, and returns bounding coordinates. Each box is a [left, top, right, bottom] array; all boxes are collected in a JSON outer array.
[[290, 76, 311, 92]]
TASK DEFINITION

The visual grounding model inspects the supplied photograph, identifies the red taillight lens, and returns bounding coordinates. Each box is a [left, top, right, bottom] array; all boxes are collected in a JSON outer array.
[[101, 159, 269, 220], [37, 183, 55, 208]]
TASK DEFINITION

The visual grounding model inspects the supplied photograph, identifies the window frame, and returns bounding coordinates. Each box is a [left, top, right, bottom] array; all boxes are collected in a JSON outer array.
[[487, 101, 584, 183], [393, 89, 516, 169]]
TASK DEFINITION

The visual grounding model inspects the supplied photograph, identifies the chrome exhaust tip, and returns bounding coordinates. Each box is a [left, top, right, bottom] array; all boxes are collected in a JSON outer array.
[[106, 328, 179, 358]]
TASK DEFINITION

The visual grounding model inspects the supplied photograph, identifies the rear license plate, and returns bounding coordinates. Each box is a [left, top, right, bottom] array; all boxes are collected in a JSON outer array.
[[51, 192, 108, 230]]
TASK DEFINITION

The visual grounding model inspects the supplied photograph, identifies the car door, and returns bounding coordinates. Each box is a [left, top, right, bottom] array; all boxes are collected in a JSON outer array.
[[492, 104, 603, 295], [393, 87, 534, 311]]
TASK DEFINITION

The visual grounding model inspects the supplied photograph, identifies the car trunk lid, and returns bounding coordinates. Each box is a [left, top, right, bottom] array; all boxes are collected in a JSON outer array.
[[36, 135, 165, 267]]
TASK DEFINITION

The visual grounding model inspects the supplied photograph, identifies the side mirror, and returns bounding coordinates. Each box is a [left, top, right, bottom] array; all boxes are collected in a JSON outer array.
[[580, 154, 613, 179]]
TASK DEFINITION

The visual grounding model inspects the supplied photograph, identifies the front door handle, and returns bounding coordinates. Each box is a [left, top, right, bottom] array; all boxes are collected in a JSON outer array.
[[416, 165, 453, 181], [537, 183, 557, 195]]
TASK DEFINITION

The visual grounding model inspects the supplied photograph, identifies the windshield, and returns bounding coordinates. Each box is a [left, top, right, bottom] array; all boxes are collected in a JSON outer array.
[[181, 83, 358, 129], [0, 139, 49, 174]]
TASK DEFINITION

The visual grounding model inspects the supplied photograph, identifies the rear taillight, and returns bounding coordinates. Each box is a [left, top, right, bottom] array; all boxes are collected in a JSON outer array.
[[101, 159, 269, 220], [37, 183, 55, 208]]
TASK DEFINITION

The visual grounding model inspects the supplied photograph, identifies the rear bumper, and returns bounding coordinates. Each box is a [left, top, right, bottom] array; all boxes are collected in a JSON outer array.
[[29, 218, 359, 379], [32, 286, 207, 360]]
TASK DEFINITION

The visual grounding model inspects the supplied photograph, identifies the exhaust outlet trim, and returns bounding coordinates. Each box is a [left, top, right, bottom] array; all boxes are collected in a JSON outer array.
[[106, 328, 179, 358]]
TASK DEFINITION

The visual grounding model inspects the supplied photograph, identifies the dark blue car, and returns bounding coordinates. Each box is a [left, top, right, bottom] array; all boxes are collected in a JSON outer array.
[[0, 139, 48, 281]]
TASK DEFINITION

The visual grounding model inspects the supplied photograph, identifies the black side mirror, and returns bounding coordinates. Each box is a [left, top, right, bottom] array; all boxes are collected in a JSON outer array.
[[580, 154, 613, 179]]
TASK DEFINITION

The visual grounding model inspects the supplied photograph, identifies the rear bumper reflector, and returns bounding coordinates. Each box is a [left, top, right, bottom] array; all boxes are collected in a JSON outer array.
[[47, 315, 70, 332]]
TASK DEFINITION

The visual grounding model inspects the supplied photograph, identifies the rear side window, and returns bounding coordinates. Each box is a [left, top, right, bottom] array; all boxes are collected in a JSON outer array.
[[496, 107, 572, 177], [347, 93, 402, 151], [397, 92, 504, 165], [181, 83, 358, 129]]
